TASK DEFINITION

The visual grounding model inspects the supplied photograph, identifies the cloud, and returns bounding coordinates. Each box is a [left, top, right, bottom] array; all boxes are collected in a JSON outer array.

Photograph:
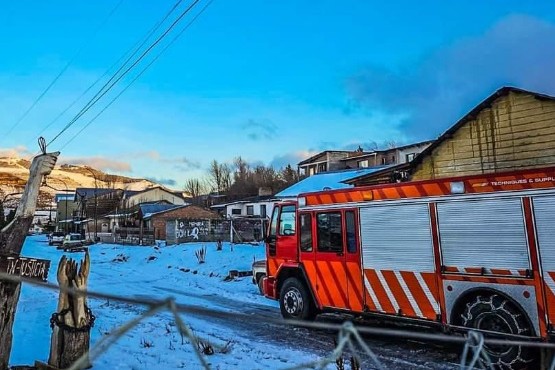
[[60, 156, 132, 172], [242, 119, 278, 141], [345, 15, 555, 139], [0, 146, 32, 158], [145, 177, 177, 186], [129, 151, 200, 172], [133, 151, 161, 160], [169, 157, 201, 172], [269, 150, 318, 169]]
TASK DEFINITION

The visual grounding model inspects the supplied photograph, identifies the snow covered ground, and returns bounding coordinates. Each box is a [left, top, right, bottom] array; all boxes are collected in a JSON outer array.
[[10, 235, 332, 369]]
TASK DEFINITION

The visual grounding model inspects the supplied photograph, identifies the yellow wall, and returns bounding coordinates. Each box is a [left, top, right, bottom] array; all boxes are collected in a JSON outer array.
[[412, 91, 555, 180]]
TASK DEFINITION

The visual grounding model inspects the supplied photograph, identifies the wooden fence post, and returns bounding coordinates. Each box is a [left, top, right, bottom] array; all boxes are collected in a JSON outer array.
[[48, 252, 93, 369], [0, 150, 58, 370]]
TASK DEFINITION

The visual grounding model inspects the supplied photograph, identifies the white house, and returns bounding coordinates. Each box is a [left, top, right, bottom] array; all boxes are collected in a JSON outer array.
[[122, 186, 186, 208], [212, 198, 278, 219]]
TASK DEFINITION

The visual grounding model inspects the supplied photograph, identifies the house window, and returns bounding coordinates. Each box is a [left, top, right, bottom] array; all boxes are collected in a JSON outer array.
[[406, 153, 416, 162], [231, 208, 241, 215], [260, 205, 267, 218], [300, 213, 312, 252], [381, 157, 386, 165], [391, 156, 396, 163], [246, 205, 254, 216], [317, 212, 343, 253], [279, 205, 296, 235], [357, 159, 369, 168], [317, 163, 327, 173]]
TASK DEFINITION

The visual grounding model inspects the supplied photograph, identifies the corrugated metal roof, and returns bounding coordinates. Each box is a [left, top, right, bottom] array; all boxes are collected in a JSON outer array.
[[275, 166, 392, 198], [139, 203, 182, 217]]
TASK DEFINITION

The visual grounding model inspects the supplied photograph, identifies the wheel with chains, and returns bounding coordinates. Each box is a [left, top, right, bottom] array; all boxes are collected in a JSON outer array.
[[460, 294, 535, 369]]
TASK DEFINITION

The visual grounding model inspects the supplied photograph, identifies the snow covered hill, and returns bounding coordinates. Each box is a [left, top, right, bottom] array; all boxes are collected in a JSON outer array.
[[0, 156, 160, 207]]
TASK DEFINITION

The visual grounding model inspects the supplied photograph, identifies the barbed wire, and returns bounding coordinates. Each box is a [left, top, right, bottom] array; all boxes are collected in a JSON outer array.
[[1, 270, 554, 369]]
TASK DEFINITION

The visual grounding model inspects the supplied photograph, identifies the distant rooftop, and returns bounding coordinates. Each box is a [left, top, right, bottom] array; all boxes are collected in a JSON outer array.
[[275, 166, 392, 198]]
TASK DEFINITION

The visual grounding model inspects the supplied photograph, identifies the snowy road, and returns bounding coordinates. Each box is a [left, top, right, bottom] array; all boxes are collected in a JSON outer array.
[[10, 236, 460, 369], [157, 285, 461, 369]]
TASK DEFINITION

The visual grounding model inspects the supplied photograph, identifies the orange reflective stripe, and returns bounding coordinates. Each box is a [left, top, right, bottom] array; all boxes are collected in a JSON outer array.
[[345, 261, 364, 311], [326, 260, 348, 308], [381, 270, 415, 316], [314, 261, 337, 307], [421, 272, 440, 304], [365, 269, 395, 313], [400, 271, 436, 319]]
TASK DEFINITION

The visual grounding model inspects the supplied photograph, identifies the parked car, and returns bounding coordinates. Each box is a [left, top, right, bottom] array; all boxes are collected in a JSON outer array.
[[48, 232, 65, 246], [59, 233, 85, 250], [252, 259, 267, 295]]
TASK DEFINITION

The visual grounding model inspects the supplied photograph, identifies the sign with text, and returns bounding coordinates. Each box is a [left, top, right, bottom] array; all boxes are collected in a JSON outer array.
[[0, 255, 51, 282]]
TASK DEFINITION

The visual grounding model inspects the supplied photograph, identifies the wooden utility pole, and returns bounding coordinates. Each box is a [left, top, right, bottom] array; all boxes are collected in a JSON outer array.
[[0, 150, 59, 369]]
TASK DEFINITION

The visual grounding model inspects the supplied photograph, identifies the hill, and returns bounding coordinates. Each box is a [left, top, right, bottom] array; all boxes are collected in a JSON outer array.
[[0, 156, 162, 208]]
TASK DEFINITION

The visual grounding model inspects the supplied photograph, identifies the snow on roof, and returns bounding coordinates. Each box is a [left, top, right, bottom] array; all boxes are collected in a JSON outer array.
[[275, 166, 393, 198]]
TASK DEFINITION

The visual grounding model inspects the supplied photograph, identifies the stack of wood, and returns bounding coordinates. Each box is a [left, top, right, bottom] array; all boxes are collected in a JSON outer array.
[[47, 252, 93, 369]]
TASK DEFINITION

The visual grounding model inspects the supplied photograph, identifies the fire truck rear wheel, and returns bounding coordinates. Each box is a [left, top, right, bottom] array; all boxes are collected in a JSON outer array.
[[459, 293, 535, 369], [280, 278, 315, 320]]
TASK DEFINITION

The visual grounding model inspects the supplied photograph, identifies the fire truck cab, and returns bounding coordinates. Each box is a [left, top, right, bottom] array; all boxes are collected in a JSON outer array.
[[262, 166, 555, 368]]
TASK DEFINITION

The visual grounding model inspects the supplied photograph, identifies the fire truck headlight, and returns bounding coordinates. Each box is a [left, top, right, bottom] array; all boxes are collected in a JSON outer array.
[[298, 197, 306, 207], [450, 181, 465, 194]]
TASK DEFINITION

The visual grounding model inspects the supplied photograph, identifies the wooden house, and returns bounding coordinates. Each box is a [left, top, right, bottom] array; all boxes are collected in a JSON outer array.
[[348, 87, 555, 186]]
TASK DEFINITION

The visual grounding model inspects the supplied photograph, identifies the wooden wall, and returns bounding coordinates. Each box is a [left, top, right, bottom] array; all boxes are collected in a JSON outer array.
[[412, 91, 555, 180]]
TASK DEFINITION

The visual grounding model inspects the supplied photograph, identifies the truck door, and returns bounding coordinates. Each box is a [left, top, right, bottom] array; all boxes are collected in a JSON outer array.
[[266, 204, 297, 277], [312, 211, 350, 310]]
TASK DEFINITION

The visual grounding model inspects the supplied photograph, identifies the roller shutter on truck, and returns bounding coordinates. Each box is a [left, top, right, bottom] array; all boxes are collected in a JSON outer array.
[[533, 195, 555, 326], [436, 197, 530, 271], [359, 203, 440, 320]]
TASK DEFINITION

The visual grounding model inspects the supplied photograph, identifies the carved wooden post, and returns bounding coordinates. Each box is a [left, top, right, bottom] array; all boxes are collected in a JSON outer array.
[[0, 150, 59, 370], [48, 252, 93, 369]]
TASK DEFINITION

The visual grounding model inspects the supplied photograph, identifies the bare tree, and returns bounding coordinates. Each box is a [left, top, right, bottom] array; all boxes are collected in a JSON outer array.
[[208, 160, 232, 193], [183, 178, 208, 200]]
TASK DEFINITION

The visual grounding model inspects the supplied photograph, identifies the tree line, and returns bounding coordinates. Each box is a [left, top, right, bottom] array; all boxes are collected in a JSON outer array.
[[183, 157, 301, 203]]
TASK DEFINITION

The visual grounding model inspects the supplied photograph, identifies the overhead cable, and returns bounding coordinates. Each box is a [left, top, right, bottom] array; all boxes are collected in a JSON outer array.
[[36, 0, 186, 140], [59, 0, 214, 150], [2, 0, 125, 143], [48, 0, 201, 148]]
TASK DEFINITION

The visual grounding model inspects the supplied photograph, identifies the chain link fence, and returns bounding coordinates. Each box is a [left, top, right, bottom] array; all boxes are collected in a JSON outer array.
[[2, 271, 555, 370]]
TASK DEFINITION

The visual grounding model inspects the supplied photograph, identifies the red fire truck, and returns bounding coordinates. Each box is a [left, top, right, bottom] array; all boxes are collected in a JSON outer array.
[[262, 166, 555, 368]]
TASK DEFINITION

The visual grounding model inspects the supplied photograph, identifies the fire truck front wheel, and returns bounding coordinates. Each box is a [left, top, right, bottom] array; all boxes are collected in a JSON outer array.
[[459, 293, 534, 369], [279, 278, 316, 320]]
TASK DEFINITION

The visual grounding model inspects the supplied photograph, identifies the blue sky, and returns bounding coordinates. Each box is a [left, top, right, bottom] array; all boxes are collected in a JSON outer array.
[[1, 1, 555, 188]]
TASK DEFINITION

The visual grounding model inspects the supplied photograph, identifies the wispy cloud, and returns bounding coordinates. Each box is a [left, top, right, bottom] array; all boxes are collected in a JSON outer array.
[[169, 157, 201, 172], [145, 177, 177, 186], [0, 146, 32, 158], [130, 151, 201, 172], [60, 156, 132, 172], [269, 150, 318, 169], [345, 15, 555, 139], [242, 119, 278, 141]]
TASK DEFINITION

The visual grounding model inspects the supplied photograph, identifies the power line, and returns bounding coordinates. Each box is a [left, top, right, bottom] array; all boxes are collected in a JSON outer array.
[[47, 0, 201, 148], [36, 0, 186, 140], [2, 0, 125, 143], [59, 0, 215, 150]]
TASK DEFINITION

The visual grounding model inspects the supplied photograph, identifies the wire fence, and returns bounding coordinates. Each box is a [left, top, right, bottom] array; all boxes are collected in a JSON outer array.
[[2, 271, 555, 370]]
